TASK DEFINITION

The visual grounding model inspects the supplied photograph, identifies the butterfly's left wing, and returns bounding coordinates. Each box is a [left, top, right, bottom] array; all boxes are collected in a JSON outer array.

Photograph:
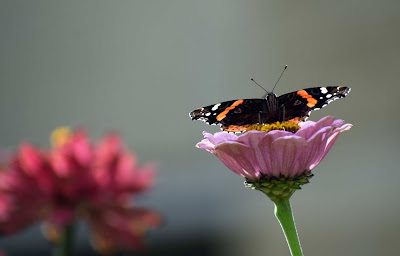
[[277, 86, 351, 123], [190, 98, 268, 132]]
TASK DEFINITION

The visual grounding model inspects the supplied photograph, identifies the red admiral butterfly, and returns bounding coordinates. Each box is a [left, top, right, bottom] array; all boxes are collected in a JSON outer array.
[[190, 86, 351, 132]]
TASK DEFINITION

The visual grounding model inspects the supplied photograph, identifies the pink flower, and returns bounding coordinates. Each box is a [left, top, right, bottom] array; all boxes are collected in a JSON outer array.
[[197, 116, 352, 181], [0, 129, 160, 253], [89, 207, 161, 253]]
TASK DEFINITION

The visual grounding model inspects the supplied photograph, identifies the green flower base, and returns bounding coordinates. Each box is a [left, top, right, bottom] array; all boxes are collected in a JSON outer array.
[[245, 171, 314, 202]]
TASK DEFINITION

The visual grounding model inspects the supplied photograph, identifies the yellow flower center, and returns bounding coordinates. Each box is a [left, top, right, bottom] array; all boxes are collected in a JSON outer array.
[[50, 127, 72, 148], [244, 122, 301, 133]]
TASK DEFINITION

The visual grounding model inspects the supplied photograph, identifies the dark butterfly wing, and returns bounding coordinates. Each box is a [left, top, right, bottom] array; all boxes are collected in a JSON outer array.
[[189, 99, 267, 132], [277, 86, 351, 123], [190, 86, 351, 131]]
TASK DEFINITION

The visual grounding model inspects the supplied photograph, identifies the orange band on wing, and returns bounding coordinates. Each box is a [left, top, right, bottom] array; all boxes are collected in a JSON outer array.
[[306, 98, 318, 107], [297, 90, 318, 108], [297, 90, 312, 98], [216, 100, 244, 121], [297, 90, 311, 98]]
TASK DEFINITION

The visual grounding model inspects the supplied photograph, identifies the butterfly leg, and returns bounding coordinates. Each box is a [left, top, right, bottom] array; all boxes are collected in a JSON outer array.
[[278, 104, 286, 122]]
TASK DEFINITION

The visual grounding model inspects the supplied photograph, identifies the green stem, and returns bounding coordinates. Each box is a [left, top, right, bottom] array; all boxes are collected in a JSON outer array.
[[274, 198, 303, 256], [53, 223, 74, 256]]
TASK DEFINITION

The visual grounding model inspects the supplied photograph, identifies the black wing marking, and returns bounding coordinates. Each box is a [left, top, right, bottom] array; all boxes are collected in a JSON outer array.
[[277, 86, 351, 122], [189, 99, 267, 127]]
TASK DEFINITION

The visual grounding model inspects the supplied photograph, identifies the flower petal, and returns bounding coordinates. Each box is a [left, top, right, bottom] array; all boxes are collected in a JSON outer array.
[[236, 130, 267, 147], [70, 131, 92, 166], [216, 142, 260, 180], [297, 116, 335, 139], [18, 144, 43, 176], [308, 123, 352, 169], [196, 131, 239, 153], [49, 208, 75, 227], [302, 126, 333, 170], [90, 207, 161, 254], [270, 136, 307, 177]]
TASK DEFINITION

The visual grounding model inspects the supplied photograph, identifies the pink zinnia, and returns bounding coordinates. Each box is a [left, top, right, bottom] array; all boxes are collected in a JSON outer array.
[[0, 128, 161, 254], [197, 116, 352, 182]]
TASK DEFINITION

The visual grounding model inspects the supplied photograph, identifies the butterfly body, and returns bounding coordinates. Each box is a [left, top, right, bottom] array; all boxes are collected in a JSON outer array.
[[189, 86, 351, 132]]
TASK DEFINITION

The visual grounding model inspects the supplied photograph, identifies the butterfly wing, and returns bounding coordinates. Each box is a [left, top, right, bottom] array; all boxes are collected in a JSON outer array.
[[190, 99, 268, 132], [190, 86, 351, 131], [277, 86, 351, 123]]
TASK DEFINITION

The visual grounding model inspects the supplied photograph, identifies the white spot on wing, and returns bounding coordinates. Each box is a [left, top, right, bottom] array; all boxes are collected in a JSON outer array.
[[205, 113, 211, 116], [320, 87, 328, 94], [326, 94, 332, 98], [211, 103, 221, 111]]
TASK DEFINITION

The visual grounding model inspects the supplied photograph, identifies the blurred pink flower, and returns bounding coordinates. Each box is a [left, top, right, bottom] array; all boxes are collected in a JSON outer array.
[[0, 129, 160, 253], [197, 116, 352, 181]]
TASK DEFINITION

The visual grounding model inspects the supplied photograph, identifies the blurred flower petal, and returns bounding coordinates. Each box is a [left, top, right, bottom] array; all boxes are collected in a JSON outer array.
[[0, 129, 160, 253]]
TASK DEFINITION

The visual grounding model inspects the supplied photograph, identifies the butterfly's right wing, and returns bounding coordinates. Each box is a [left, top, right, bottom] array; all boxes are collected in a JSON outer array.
[[277, 86, 351, 123]]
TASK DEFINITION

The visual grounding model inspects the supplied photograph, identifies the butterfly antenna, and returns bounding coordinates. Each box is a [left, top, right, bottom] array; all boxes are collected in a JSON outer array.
[[250, 77, 269, 93], [271, 65, 288, 93]]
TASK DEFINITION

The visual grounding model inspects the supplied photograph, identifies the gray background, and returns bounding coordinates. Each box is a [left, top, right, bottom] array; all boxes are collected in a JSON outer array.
[[1, 0, 399, 255]]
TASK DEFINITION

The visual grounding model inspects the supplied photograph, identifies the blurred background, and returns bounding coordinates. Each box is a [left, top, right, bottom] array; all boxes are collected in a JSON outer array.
[[1, 0, 399, 255]]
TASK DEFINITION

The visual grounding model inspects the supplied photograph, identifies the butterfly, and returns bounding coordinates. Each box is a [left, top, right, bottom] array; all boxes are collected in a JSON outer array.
[[189, 86, 351, 132]]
